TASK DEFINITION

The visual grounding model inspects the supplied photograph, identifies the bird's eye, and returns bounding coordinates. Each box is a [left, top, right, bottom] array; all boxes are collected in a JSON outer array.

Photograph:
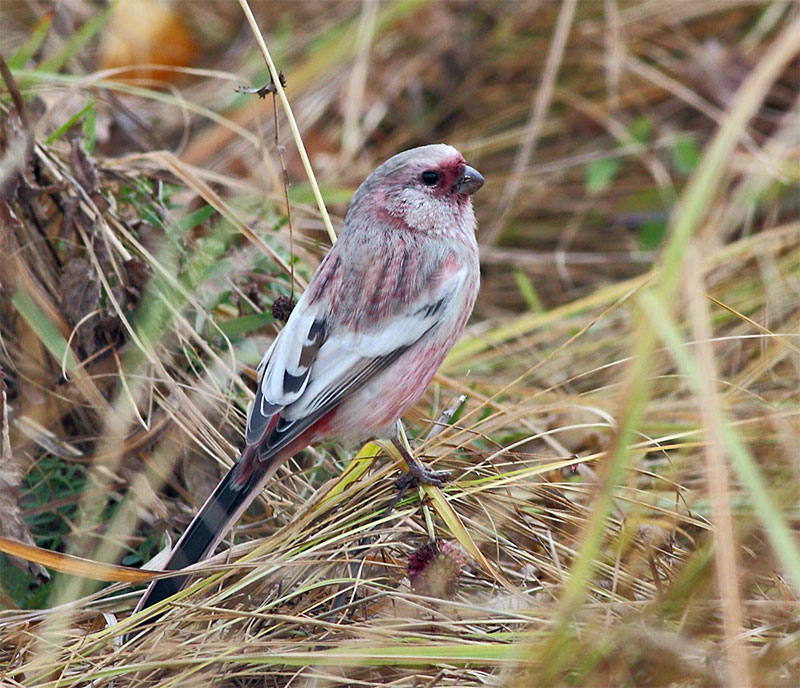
[[420, 170, 441, 186]]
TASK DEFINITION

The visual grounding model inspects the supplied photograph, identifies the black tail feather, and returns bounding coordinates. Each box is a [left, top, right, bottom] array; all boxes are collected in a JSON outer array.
[[131, 446, 279, 622]]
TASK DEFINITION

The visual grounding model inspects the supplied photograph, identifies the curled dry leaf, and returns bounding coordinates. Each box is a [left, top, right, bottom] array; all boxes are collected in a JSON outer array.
[[59, 257, 102, 356], [98, 0, 198, 84], [0, 368, 48, 578], [59, 257, 132, 357], [124, 257, 150, 298]]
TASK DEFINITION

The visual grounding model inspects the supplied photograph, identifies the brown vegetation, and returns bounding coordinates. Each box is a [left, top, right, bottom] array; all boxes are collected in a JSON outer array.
[[1, 1, 798, 686]]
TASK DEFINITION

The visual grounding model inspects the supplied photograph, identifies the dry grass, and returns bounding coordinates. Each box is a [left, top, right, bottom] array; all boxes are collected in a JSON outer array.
[[1, 1, 798, 686]]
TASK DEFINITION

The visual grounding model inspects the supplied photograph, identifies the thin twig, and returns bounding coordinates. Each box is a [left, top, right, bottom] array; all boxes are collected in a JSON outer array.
[[237, 0, 337, 245], [271, 81, 295, 300]]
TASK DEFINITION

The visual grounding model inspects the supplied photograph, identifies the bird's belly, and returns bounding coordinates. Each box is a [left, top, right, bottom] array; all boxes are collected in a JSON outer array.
[[311, 261, 478, 444], [323, 338, 452, 441]]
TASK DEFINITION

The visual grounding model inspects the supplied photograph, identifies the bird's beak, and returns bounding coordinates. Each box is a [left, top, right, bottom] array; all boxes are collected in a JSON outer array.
[[456, 165, 485, 195]]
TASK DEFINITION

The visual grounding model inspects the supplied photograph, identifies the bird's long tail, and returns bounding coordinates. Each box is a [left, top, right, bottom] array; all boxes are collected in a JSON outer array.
[[132, 444, 284, 617]]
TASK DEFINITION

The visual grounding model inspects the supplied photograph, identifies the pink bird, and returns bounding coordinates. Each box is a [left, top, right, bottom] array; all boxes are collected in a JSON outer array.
[[133, 144, 484, 619]]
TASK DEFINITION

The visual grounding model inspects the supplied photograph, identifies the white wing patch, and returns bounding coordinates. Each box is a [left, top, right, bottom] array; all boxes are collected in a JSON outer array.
[[245, 300, 325, 444]]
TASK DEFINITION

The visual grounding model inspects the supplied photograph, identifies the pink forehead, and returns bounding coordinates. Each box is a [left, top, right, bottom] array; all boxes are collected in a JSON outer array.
[[427, 154, 466, 177]]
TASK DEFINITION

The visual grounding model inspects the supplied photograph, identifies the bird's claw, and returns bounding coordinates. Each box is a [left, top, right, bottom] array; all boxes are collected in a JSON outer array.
[[396, 464, 451, 489], [391, 426, 451, 490]]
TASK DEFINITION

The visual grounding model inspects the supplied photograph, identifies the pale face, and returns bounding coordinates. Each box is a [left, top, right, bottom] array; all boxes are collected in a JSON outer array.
[[344, 144, 484, 238], [379, 150, 484, 235]]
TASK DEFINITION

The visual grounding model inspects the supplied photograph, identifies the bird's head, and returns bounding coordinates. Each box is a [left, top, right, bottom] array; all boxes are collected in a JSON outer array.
[[347, 144, 484, 237]]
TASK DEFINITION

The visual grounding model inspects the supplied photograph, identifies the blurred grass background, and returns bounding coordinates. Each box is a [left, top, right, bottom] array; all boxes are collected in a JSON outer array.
[[0, 1, 798, 686]]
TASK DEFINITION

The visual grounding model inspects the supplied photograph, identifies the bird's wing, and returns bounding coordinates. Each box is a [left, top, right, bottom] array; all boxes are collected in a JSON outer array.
[[245, 258, 469, 454], [244, 305, 326, 444]]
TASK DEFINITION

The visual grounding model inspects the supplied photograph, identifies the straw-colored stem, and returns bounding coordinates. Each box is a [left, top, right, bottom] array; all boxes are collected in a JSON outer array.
[[238, 0, 337, 245]]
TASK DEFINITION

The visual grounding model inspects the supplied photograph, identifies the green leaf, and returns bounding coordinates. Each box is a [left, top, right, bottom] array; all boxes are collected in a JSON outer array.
[[177, 205, 217, 232], [11, 285, 78, 373], [82, 95, 96, 153], [638, 218, 668, 250], [0, 554, 32, 607], [36, 4, 114, 73], [217, 312, 275, 338], [585, 158, 621, 194], [7, 15, 53, 70], [629, 115, 653, 144], [289, 184, 355, 205], [45, 96, 95, 145], [671, 135, 702, 176], [513, 269, 543, 312]]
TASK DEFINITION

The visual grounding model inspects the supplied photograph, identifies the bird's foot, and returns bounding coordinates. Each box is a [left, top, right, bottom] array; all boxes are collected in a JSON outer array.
[[395, 465, 451, 489], [392, 435, 450, 488]]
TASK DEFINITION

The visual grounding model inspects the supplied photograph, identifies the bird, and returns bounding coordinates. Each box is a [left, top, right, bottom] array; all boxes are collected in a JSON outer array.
[[132, 143, 484, 621]]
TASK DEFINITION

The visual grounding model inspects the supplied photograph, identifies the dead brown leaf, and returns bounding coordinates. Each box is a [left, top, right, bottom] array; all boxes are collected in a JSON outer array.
[[0, 366, 48, 578]]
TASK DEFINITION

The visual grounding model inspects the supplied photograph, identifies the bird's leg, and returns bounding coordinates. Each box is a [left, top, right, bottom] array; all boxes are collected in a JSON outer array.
[[392, 421, 450, 488]]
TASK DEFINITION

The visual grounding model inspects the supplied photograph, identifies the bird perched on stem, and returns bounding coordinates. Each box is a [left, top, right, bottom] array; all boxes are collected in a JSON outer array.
[[132, 144, 484, 622]]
